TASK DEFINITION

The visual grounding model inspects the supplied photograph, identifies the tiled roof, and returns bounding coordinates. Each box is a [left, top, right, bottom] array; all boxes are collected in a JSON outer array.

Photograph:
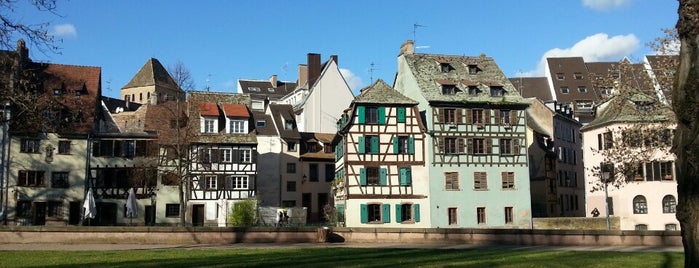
[[101, 96, 142, 113], [509, 77, 553, 101], [251, 111, 277, 136], [401, 53, 527, 105], [547, 57, 598, 104], [187, 92, 256, 144], [199, 102, 219, 116], [581, 91, 674, 131], [122, 58, 182, 91], [238, 79, 297, 101], [354, 79, 417, 105], [270, 104, 301, 140], [221, 103, 249, 117], [299, 132, 335, 160]]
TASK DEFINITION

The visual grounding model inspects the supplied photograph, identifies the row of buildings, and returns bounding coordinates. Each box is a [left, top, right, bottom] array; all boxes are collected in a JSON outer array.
[[0, 39, 678, 230]]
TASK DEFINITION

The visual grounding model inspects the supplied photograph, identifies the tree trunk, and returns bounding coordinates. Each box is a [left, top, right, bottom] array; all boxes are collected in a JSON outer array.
[[674, 1, 699, 267]]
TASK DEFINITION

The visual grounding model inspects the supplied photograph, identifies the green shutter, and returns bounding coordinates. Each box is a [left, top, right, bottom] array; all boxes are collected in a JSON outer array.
[[360, 204, 368, 223], [408, 137, 415, 154], [399, 168, 408, 186], [379, 168, 387, 185], [358, 136, 365, 154], [382, 204, 391, 223], [395, 204, 403, 223], [360, 168, 367, 186], [406, 168, 412, 186], [370, 136, 379, 154], [357, 106, 365, 124], [397, 107, 406, 123], [378, 107, 386, 124], [414, 204, 420, 222], [393, 136, 399, 154]]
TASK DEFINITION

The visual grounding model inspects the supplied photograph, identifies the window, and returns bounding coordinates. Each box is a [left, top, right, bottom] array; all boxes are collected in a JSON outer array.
[[205, 175, 217, 190], [229, 119, 246, 134], [360, 203, 389, 223], [445, 172, 459, 190], [18, 170, 45, 187], [394, 136, 413, 154], [248, 87, 260, 92], [367, 204, 383, 223], [359, 135, 379, 154], [635, 224, 648, 231], [443, 138, 459, 154], [287, 142, 297, 152], [556, 73, 565, 80], [472, 109, 484, 124], [440, 63, 452, 73], [58, 141, 71, 154], [666, 224, 678, 231], [363, 167, 381, 185], [598, 131, 614, 150], [399, 203, 414, 222], [576, 100, 593, 110], [501, 172, 515, 189], [229, 176, 249, 190], [203, 119, 216, 133], [600, 87, 613, 97], [256, 120, 266, 127], [474, 172, 488, 190], [472, 138, 487, 155], [500, 139, 513, 155], [309, 164, 319, 182], [468, 86, 480, 95], [448, 207, 458, 225], [477, 207, 486, 224], [560, 87, 569, 94], [307, 142, 318, 152], [490, 87, 505, 97], [47, 201, 63, 217], [16, 201, 31, 218], [286, 163, 296, 173], [468, 64, 479, 74], [325, 164, 335, 182], [633, 195, 648, 214], [239, 149, 252, 163], [442, 85, 457, 95], [51, 172, 69, 188], [441, 108, 456, 124], [663, 195, 677, 213], [166, 204, 180, 217], [365, 107, 379, 124], [286, 181, 296, 192], [499, 110, 511, 125], [323, 143, 333, 153], [285, 120, 294, 130], [399, 167, 412, 186], [573, 72, 583, 80], [578, 86, 588, 93], [20, 139, 40, 153], [504, 207, 513, 224]]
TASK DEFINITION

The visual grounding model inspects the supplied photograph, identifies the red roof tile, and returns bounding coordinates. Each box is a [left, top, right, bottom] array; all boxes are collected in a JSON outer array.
[[199, 102, 219, 116], [221, 103, 249, 117]]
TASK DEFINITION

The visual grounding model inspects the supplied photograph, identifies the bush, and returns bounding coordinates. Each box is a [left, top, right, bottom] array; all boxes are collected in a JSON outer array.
[[229, 199, 257, 226]]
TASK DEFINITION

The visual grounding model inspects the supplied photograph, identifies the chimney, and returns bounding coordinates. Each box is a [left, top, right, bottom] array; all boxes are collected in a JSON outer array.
[[330, 55, 338, 65], [298, 64, 308, 88], [307, 53, 321, 88], [400, 40, 414, 55], [269, 75, 277, 88], [16, 39, 29, 66]]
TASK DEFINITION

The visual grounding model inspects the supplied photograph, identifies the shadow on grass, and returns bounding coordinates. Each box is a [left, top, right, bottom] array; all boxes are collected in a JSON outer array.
[[0, 248, 685, 268]]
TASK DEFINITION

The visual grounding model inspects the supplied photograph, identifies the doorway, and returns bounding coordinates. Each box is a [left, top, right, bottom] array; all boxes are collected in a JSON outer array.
[[96, 202, 117, 226], [145, 205, 155, 226], [192, 204, 205, 226], [33, 202, 46, 226], [69, 201, 81, 225]]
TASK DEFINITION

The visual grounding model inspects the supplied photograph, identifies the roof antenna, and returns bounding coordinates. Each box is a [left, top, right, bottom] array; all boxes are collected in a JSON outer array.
[[369, 62, 379, 84], [205, 74, 211, 92], [413, 23, 426, 44]]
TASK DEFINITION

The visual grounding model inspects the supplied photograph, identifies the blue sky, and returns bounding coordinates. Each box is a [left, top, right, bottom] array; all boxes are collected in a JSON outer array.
[[13, 0, 677, 98]]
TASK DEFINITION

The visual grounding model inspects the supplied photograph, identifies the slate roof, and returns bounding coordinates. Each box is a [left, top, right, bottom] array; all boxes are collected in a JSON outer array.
[[122, 58, 182, 92], [299, 132, 335, 160], [269, 103, 301, 140], [101, 96, 142, 113], [401, 53, 527, 105], [238, 79, 297, 101], [547, 57, 598, 104], [509, 77, 553, 101], [581, 91, 674, 131], [354, 79, 417, 105], [251, 111, 277, 136]]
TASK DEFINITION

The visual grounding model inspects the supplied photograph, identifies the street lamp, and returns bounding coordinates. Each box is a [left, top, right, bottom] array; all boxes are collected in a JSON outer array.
[[602, 165, 612, 231]]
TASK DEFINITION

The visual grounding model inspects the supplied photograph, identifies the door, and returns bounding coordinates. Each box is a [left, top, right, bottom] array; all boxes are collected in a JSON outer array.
[[33, 202, 46, 226], [302, 193, 311, 222], [145, 205, 155, 226], [192, 204, 205, 226], [96, 202, 117, 226], [318, 193, 328, 222], [68, 201, 81, 225]]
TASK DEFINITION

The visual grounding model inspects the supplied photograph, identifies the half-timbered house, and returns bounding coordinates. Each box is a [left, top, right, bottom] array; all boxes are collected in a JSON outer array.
[[334, 79, 429, 228], [393, 40, 532, 228], [187, 92, 257, 226]]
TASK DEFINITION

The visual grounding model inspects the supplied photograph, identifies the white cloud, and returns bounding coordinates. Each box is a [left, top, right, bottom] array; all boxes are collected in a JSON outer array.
[[582, 0, 631, 11], [51, 24, 77, 38], [521, 33, 639, 77], [340, 68, 363, 93]]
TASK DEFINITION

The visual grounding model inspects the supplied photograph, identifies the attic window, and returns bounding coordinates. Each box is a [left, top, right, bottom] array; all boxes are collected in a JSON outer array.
[[285, 120, 294, 130], [490, 87, 505, 97], [556, 73, 565, 80], [560, 87, 570, 94], [600, 87, 612, 97], [468, 86, 481, 95], [635, 102, 654, 112], [468, 64, 479, 74], [248, 87, 260, 92], [439, 63, 453, 73], [576, 100, 593, 110], [573, 73, 583, 80], [578, 86, 588, 93], [53, 89, 62, 95], [267, 88, 274, 92], [256, 120, 266, 127], [442, 85, 458, 95], [612, 72, 620, 79]]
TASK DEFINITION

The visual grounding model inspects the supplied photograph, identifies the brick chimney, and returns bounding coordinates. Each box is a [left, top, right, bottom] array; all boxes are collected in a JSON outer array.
[[269, 74, 277, 88], [330, 55, 338, 65], [400, 40, 414, 55], [298, 64, 308, 88], [307, 53, 321, 88]]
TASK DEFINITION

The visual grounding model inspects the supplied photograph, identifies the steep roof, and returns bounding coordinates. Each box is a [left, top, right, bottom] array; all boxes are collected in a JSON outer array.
[[547, 57, 598, 104], [354, 79, 417, 105], [299, 132, 335, 160], [581, 91, 674, 131], [401, 53, 527, 105], [187, 92, 256, 144], [122, 58, 182, 91], [238, 79, 297, 101], [199, 102, 219, 116], [269, 104, 301, 140], [251, 111, 277, 136], [509, 77, 552, 101], [221, 103, 249, 117]]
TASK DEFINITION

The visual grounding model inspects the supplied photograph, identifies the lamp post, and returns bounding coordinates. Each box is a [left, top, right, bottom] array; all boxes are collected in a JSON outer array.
[[602, 169, 611, 231]]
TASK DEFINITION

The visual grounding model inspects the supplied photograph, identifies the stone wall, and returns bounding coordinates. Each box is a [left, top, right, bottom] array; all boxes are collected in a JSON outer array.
[[532, 217, 620, 230]]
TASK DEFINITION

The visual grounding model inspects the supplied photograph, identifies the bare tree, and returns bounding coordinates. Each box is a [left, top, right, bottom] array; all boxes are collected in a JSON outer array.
[[673, 1, 699, 266], [0, 0, 61, 54], [168, 61, 196, 92]]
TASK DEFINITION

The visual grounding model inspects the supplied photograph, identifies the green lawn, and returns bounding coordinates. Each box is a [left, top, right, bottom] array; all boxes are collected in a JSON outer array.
[[0, 248, 684, 268]]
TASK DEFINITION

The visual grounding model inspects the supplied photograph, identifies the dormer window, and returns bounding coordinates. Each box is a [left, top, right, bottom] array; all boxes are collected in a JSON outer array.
[[560, 87, 570, 94], [468, 64, 479, 74], [490, 87, 505, 97], [442, 85, 458, 95], [256, 120, 266, 127], [248, 87, 260, 92], [468, 86, 481, 95], [573, 72, 583, 80], [229, 119, 246, 134], [556, 73, 565, 80], [612, 72, 620, 79], [285, 120, 294, 130], [439, 63, 453, 73], [634, 101, 654, 112], [578, 86, 588, 93], [203, 118, 216, 133], [53, 89, 62, 95], [307, 142, 318, 152], [576, 100, 594, 110]]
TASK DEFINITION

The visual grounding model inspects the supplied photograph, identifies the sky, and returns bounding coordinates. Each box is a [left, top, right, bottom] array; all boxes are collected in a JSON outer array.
[[11, 0, 678, 98]]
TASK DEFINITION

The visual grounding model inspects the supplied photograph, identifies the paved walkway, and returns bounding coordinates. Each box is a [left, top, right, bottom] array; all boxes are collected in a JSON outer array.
[[0, 243, 684, 252]]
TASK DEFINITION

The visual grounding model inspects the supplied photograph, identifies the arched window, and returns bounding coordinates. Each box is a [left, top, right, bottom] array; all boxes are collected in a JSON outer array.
[[663, 195, 677, 213], [633, 195, 648, 214]]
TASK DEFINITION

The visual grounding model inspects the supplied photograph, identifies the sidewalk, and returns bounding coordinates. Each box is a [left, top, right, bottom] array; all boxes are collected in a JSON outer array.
[[0, 242, 684, 252]]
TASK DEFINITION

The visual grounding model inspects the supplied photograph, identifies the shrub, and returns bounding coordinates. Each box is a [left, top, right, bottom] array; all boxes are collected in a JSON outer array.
[[229, 199, 257, 226]]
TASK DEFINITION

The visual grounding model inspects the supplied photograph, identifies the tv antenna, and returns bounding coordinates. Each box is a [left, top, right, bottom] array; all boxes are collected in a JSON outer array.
[[205, 74, 211, 92], [368, 62, 379, 84], [413, 23, 426, 43]]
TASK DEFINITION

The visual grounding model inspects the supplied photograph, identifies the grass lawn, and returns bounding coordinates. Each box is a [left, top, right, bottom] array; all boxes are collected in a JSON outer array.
[[0, 247, 684, 268]]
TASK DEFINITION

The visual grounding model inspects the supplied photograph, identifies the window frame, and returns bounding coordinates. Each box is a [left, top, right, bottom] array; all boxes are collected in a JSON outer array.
[[474, 171, 488, 190], [229, 119, 246, 134], [205, 175, 217, 190], [663, 195, 677, 213], [477, 207, 486, 224], [20, 139, 41, 153], [58, 140, 71, 154], [445, 172, 460, 190], [229, 175, 249, 190], [51, 172, 69, 188], [501, 172, 515, 189], [165, 204, 180, 217], [504, 207, 513, 224], [448, 207, 458, 225], [633, 195, 648, 214], [203, 118, 216, 133]]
